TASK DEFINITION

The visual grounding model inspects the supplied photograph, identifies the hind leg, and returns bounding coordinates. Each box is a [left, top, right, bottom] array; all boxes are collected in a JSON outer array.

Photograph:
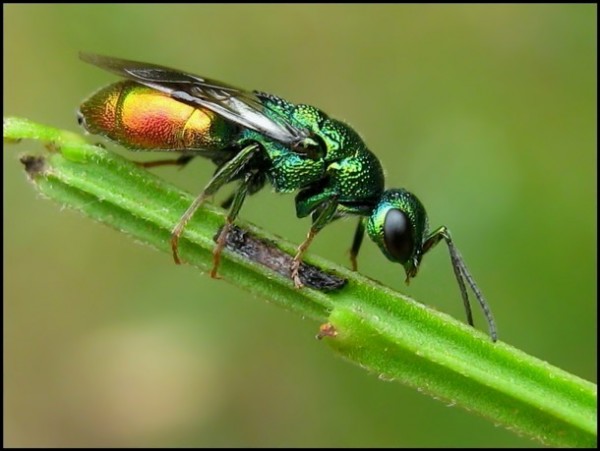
[[171, 143, 260, 264]]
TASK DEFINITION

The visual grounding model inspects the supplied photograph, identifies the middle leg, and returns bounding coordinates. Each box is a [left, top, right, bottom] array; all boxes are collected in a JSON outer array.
[[211, 172, 260, 278], [291, 193, 339, 288]]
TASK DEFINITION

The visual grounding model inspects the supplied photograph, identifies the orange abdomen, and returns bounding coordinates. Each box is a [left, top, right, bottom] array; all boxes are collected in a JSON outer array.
[[78, 80, 237, 151]]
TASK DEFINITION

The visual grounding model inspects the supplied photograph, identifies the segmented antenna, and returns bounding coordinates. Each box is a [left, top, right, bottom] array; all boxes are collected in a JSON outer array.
[[445, 237, 498, 342]]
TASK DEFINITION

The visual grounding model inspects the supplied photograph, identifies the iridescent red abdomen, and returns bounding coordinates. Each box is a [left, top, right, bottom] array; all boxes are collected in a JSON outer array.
[[78, 80, 237, 151]]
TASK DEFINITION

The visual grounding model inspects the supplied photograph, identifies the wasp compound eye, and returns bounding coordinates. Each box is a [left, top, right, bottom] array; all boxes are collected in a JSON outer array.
[[383, 209, 414, 264]]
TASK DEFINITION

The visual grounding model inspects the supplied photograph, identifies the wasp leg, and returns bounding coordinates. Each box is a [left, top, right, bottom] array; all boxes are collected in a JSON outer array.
[[171, 143, 260, 265], [135, 154, 195, 169], [211, 172, 255, 278], [291, 194, 339, 289], [349, 218, 366, 271]]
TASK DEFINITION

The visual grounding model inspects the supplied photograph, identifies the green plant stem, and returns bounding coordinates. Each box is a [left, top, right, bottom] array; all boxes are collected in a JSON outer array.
[[4, 117, 596, 447]]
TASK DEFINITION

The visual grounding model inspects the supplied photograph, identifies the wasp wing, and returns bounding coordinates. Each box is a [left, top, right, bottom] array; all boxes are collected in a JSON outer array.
[[79, 52, 310, 146]]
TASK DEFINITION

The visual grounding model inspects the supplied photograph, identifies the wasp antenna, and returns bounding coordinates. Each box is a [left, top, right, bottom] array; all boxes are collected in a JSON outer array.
[[448, 247, 475, 328], [446, 238, 498, 342]]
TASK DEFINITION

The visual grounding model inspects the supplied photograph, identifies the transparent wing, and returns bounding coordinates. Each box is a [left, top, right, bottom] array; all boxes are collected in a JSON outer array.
[[80, 52, 310, 146]]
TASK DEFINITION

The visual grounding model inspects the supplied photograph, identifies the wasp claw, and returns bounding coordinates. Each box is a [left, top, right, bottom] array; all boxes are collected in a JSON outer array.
[[291, 261, 304, 289]]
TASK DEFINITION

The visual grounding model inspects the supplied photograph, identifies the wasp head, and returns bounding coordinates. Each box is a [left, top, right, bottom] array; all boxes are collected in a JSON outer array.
[[367, 189, 429, 283]]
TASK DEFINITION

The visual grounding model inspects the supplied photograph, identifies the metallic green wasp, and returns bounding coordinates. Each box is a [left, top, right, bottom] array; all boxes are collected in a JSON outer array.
[[78, 53, 497, 341]]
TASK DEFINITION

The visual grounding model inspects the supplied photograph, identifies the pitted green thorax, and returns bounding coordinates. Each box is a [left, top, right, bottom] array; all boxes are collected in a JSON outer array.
[[366, 189, 429, 282]]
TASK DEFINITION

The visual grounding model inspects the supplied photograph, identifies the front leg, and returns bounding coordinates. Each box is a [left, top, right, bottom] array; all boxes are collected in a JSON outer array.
[[349, 218, 366, 271], [291, 190, 339, 288]]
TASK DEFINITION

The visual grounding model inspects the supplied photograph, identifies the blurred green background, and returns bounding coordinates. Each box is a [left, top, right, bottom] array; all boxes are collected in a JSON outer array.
[[4, 4, 596, 447]]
